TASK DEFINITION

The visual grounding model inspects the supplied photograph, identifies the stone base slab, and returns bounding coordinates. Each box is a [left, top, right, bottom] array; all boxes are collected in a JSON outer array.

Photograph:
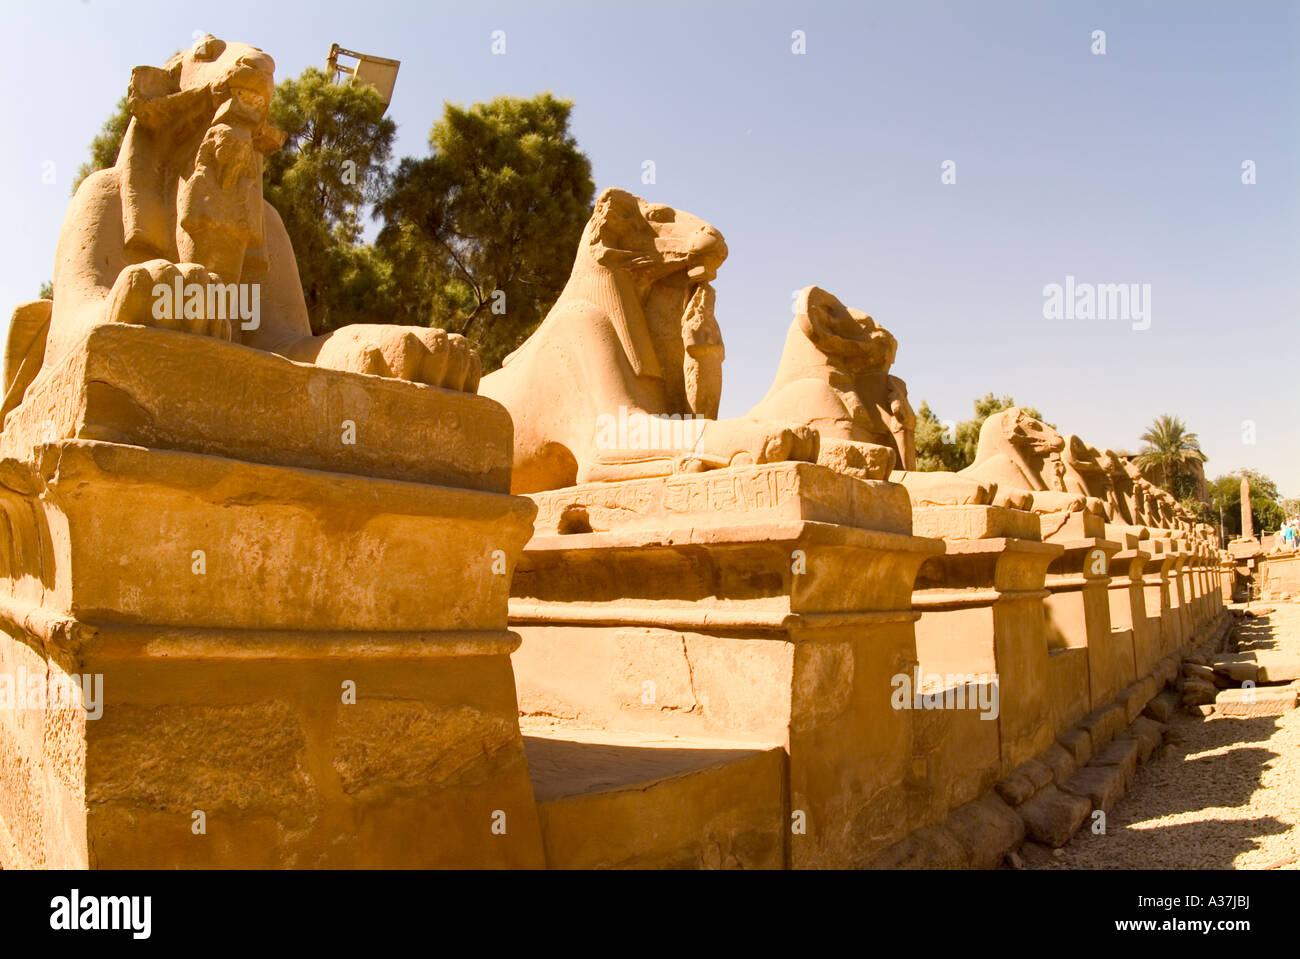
[[1, 621, 545, 868], [1, 324, 513, 492], [529, 462, 912, 537], [522, 721, 787, 868], [0, 440, 534, 632], [912, 505, 1040, 542], [510, 494, 941, 868], [866, 611, 1228, 867]]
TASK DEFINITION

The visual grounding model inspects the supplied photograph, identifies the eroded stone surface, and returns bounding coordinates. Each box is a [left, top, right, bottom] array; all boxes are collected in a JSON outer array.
[[1017, 784, 1091, 848]]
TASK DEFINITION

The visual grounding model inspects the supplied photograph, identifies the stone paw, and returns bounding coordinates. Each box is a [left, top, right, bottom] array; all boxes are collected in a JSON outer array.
[[314, 324, 482, 393], [103, 259, 233, 340]]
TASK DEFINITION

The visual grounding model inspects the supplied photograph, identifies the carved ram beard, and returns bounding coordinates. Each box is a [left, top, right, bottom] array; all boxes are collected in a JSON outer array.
[[642, 270, 722, 417], [173, 101, 266, 282]]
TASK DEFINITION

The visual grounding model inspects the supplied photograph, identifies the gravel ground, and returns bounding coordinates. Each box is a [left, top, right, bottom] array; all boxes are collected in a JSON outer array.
[[1030, 602, 1300, 870]]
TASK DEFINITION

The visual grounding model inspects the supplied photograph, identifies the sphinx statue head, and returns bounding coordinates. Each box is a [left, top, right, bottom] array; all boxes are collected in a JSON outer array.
[[1094, 447, 1138, 524], [1132, 478, 1163, 526], [480, 188, 820, 492], [1061, 436, 1118, 518], [119, 36, 286, 282], [576, 187, 729, 417], [966, 409, 1065, 488], [959, 409, 1101, 516], [743, 286, 915, 479], [1154, 487, 1179, 528], [1100, 456, 1146, 524], [793, 287, 898, 372]]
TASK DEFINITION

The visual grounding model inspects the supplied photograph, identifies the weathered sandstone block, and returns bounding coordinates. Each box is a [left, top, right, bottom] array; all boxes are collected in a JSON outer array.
[[911, 516, 1061, 774], [1063, 765, 1127, 813], [1044, 536, 1122, 712], [1017, 784, 1091, 848], [510, 464, 941, 868], [4, 326, 511, 492], [0, 327, 543, 868]]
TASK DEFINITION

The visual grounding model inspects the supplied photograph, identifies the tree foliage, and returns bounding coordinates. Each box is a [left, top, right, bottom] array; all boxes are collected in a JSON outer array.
[[1206, 469, 1284, 537], [70, 69, 593, 358], [914, 402, 964, 472], [377, 94, 594, 369], [263, 68, 396, 332], [1133, 414, 1206, 497]]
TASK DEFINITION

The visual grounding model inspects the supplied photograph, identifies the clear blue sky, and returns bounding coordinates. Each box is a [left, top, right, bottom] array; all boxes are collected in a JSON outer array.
[[2, 0, 1296, 496]]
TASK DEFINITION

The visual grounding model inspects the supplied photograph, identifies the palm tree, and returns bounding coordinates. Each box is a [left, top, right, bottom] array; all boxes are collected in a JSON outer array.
[[1134, 414, 1206, 492]]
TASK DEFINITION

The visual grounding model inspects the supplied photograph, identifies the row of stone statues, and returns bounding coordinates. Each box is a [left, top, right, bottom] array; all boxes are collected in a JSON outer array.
[[2, 34, 1206, 555], [473, 191, 1207, 546], [0, 35, 1226, 870]]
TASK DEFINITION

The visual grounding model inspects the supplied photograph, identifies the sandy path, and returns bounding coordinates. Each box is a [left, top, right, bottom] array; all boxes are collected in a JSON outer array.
[[1030, 603, 1300, 870]]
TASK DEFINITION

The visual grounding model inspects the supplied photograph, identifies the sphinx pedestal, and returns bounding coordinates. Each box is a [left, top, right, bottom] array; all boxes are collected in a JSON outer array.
[[1220, 556, 1236, 604], [1106, 549, 1151, 685], [1189, 550, 1210, 627], [1184, 550, 1201, 625], [0, 326, 543, 868], [1140, 545, 1178, 668], [510, 463, 941, 868], [1206, 551, 1224, 618], [1166, 549, 1193, 651], [1258, 551, 1300, 601], [910, 507, 1062, 784], [1199, 551, 1214, 616], [1042, 533, 1122, 714], [1104, 522, 1150, 551], [1201, 552, 1215, 619]]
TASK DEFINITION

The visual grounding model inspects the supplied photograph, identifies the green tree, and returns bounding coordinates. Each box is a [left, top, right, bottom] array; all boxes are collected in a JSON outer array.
[[913, 401, 964, 471], [1180, 494, 1211, 524], [1206, 474, 1237, 540], [1133, 414, 1206, 495], [264, 67, 396, 332], [377, 94, 595, 369], [1207, 469, 1284, 538]]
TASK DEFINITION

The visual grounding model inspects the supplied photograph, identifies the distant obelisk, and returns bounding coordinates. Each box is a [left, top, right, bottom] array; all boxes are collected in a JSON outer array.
[[1241, 475, 1254, 540]]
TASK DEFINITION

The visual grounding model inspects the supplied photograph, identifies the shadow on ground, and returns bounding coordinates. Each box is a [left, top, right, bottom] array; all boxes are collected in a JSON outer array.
[[1031, 715, 1289, 868]]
